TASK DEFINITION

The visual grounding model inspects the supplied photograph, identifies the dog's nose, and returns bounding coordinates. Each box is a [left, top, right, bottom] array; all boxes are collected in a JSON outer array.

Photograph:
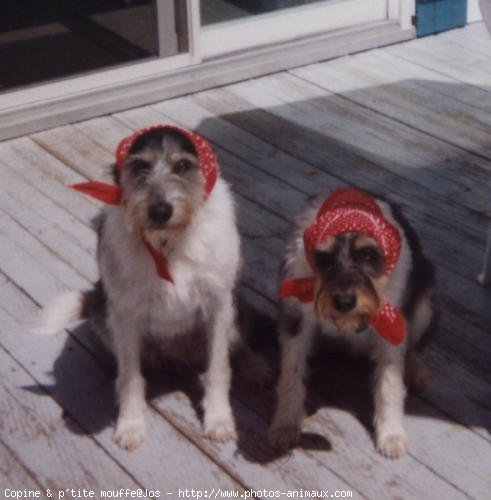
[[333, 294, 357, 313], [148, 202, 173, 225]]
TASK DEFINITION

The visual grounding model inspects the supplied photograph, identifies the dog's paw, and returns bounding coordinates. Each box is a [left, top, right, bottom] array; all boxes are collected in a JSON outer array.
[[268, 422, 300, 453], [114, 418, 146, 451], [376, 432, 408, 459], [204, 414, 237, 443]]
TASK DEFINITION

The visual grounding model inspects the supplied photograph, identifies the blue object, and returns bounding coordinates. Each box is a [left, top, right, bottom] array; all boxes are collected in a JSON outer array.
[[415, 0, 467, 37]]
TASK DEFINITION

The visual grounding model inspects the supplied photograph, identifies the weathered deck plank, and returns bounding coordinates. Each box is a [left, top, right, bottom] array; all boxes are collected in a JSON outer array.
[[291, 50, 491, 160], [1, 22, 490, 500], [0, 119, 468, 500], [0, 333, 141, 496], [0, 277, 245, 494], [0, 441, 46, 498], [386, 34, 491, 92], [22, 108, 491, 497]]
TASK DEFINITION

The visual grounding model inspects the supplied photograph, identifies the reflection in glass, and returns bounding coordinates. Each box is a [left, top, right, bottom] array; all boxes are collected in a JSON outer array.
[[202, 0, 329, 25], [0, 1, 163, 91]]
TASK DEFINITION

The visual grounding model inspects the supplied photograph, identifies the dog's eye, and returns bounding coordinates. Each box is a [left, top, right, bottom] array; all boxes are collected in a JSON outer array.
[[354, 247, 380, 264], [314, 250, 335, 272], [173, 159, 193, 175], [129, 159, 151, 176]]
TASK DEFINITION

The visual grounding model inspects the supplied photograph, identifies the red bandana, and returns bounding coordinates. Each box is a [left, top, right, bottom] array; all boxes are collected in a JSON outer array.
[[72, 125, 218, 283], [279, 189, 405, 345]]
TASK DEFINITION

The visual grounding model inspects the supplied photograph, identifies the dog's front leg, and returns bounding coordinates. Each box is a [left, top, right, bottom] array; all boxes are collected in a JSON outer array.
[[203, 295, 236, 442], [269, 313, 315, 452], [110, 312, 147, 451], [373, 345, 408, 459]]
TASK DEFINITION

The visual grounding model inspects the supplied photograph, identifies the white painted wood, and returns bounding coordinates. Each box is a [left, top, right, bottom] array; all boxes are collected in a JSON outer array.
[[156, 0, 178, 57], [31, 127, 115, 181], [309, 394, 491, 498], [187, 0, 202, 63], [0, 138, 100, 224], [438, 24, 491, 57], [291, 49, 491, 159], [468, 0, 483, 23], [388, 0, 415, 29], [0, 164, 97, 281], [0, 441, 46, 497], [235, 343, 490, 498], [0, 53, 190, 114], [0, 210, 90, 302], [158, 375, 469, 499], [0, 336, 141, 494], [386, 33, 491, 92], [200, 0, 388, 57], [463, 20, 491, 38]]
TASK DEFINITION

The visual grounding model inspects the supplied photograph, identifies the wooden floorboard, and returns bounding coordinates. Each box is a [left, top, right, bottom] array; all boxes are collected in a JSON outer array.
[[291, 50, 491, 160], [0, 22, 490, 500]]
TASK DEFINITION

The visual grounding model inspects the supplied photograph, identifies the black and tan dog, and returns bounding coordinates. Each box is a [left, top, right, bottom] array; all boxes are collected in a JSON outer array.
[[269, 189, 436, 458]]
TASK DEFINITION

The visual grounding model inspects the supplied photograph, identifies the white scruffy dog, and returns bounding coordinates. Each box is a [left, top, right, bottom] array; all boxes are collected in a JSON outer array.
[[269, 189, 436, 459], [37, 126, 241, 450]]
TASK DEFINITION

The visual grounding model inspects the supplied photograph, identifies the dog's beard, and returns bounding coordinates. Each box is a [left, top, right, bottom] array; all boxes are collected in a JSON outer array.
[[314, 281, 381, 333], [124, 192, 197, 247]]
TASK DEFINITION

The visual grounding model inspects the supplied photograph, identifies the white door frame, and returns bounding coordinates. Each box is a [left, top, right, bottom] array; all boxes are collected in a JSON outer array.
[[200, 0, 391, 58], [388, 0, 415, 30]]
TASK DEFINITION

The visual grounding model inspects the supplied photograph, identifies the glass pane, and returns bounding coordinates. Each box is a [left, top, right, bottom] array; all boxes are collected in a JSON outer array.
[[0, 0, 179, 92], [202, 0, 331, 25]]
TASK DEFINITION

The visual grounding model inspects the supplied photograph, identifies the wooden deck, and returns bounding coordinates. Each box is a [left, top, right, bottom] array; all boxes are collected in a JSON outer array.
[[1, 22, 490, 500]]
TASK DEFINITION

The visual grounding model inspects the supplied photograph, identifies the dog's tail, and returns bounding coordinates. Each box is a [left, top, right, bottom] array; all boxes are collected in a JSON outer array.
[[32, 290, 85, 336]]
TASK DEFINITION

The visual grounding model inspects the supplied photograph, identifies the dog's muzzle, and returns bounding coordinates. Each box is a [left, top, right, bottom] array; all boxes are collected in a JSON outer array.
[[148, 201, 173, 227], [332, 293, 357, 313]]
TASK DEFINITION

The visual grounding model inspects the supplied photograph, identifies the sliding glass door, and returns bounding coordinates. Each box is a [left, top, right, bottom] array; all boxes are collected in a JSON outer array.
[[0, 0, 185, 91], [200, 0, 389, 57], [0, 0, 414, 141], [201, 0, 331, 24]]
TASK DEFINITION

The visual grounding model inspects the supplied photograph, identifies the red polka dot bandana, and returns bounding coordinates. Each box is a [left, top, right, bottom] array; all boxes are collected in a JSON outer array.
[[71, 125, 218, 283], [279, 189, 405, 345], [115, 124, 217, 196]]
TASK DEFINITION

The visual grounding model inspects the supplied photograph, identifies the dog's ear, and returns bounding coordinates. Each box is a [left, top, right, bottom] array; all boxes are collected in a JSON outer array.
[[110, 163, 121, 185]]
